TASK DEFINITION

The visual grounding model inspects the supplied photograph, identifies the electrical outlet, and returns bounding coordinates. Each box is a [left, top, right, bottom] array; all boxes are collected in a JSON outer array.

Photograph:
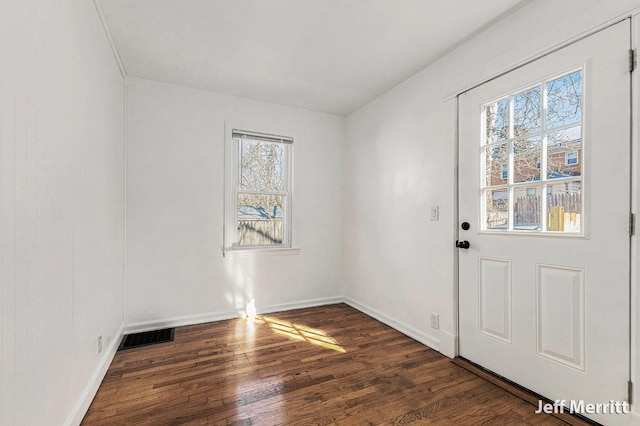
[[430, 314, 439, 330], [98, 336, 103, 354]]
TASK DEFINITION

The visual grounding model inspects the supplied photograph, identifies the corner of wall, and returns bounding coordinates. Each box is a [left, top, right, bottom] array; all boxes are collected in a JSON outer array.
[[64, 322, 125, 426], [344, 297, 440, 353]]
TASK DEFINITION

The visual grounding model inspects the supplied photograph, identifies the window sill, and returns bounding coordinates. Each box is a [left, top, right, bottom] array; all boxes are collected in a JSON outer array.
[[222, 246, 301, 258]]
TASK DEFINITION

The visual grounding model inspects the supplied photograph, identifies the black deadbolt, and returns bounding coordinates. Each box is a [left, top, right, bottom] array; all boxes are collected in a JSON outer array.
[[461, 222, 470, 230]]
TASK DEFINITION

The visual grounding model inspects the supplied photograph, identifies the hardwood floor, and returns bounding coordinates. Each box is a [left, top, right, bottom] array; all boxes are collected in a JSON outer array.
[[82, 304, 569, 425]]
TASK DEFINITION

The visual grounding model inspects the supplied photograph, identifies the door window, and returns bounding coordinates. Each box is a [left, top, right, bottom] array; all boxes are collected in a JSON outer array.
[[482, 70, 583, 233]]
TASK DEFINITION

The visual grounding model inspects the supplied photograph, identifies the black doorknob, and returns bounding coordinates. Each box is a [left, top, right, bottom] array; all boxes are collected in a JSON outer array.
[[456, 240, 470, 249], [461, 222, 470, 230]]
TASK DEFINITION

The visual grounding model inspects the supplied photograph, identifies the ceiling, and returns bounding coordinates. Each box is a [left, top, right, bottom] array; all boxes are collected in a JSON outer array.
[[98, 0, 529, 116]]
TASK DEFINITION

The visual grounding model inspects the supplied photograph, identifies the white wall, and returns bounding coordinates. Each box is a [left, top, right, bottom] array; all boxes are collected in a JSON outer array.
[[344, 0, 640, 409], [125, 77, 345, 327], [0, 1, 125, 425]]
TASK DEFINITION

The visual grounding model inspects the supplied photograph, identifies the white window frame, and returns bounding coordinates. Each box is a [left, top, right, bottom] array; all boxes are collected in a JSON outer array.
[[223, 123, 299, 257]]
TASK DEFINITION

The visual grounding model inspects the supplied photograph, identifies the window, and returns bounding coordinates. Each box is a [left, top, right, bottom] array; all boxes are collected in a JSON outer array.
[[482, 69, 583, 233], [565, 151, 579, 166], [224, 128, 294, 254]]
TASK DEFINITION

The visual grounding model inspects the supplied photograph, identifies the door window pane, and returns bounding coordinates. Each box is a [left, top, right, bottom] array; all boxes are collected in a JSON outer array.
[[546, 181, 581, 232], [485, 98, 509, 143], [546, 71, 582, 129], [484, 143, 509, 186], [485, 189, 509, 230], [514, 186, 541, 230], [547, 126, 582, 179], [513, 86, 542, 136], [513, 137, 541, 183]]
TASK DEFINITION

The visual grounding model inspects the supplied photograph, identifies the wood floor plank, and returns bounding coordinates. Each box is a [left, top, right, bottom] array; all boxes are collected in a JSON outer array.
[[82, 304, 570, 425]]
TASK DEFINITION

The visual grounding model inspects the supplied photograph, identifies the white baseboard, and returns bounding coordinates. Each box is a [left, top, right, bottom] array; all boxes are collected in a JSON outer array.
[[255, 296, 346, 316], [124, 309, 240, 334], [65, 322, 125, 426], [343, 297, 440, 352], [123, 296, 346, 334]]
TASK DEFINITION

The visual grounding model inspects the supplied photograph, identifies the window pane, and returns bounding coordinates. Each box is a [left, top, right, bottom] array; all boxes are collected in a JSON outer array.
[[485, 188, 509, 230], [513, 86, 541, 136], [514, 186, 541, 230], [484, 143, 509, 186], [547, 126, 581, 179], [513, 137, 541, 183], [485, 98, 509, 144], [547, 181, 581, 232], [546, 71, 582, 129], [238, 139, 285, 191], [237, 193, 285, 245]]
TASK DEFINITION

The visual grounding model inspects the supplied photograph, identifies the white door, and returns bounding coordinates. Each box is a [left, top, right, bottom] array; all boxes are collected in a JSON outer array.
[[458, 21, 631, 424]]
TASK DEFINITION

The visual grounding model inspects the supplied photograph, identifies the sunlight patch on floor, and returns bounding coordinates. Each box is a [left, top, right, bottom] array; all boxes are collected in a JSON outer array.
[[245, 314, 346, 353]]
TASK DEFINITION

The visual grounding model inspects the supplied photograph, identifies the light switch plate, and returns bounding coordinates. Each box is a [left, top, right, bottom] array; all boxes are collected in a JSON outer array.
[[430, 206, 439, 221]]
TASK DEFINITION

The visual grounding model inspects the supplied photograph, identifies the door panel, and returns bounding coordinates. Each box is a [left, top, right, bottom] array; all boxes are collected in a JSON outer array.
[[536, 264, 585, 370], [458, 21, 630, 424], [479, 257, 511, 343]]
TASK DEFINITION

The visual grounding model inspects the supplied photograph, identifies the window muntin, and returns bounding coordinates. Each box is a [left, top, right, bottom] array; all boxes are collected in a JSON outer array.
[[228, 130, 293, 248], [481, 69, 583, 233]]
